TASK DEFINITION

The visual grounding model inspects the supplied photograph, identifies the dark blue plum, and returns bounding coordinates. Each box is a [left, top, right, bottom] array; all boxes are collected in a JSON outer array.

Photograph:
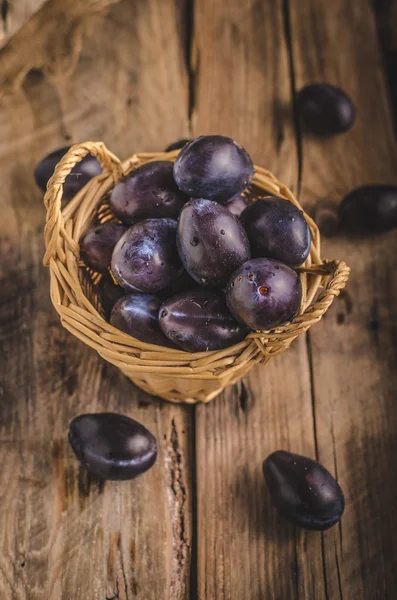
[[224, 194, 249, 218], [68, 413, 157, 480], [96, 273, 125, 320], [159, 291, 248, 352], [263, 450, 345, 530], [177, 199, 251, 289], [165, 139, 191, 152], [34, 146, 102, 199], [158, 268, 202, 299], [296, 83, 356, 135], [339, 184, 397, 234], [312, 202, 339, 237], [225, 258, 302, 330], [110, 293, 173, 347], [241, 197, 311, 267], [173, 135, 254, 203], [79, 222, 127, 273], [109, 161, 189, 224], [111, 219, 182, 293]]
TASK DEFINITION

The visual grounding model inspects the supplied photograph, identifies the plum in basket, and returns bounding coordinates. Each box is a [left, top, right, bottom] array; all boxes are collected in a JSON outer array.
[[79, 222, 127, 273], [110, 293, 173, 347], [226, 258, 302, 330], [111, 218, 182, 293], [159, 291, 248, 352], [110, 161, 189, 223], [173, 135, 254, 203], [177, 198, 250, 288], [224, 194, 249, 218], [241, 197, 311, 267], [165, 139, 191, 152]]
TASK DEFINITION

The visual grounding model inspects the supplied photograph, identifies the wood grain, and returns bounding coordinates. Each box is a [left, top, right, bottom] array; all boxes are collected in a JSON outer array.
[[290, 0, 397, 597], [192, 0, 298, 188], [0, 0, 192, 598], [192, 1, 326, 598]]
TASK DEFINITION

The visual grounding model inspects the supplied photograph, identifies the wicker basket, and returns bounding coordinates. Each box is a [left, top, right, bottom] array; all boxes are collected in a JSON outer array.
[[43, 142, 350, 404]]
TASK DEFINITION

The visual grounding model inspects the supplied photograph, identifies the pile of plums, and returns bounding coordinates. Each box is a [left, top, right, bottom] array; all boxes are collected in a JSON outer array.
[[77, 135, 311, 352], [35, 84, 397, 243]]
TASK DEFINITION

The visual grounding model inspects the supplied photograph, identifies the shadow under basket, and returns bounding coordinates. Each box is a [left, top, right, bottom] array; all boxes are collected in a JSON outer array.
[[43, 141, 350, 404]]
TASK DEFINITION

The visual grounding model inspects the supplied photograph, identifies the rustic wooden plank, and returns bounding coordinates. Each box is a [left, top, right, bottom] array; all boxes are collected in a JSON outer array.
[[0, 0, 192, 598], [192, 1, 327, 598], [289, 0, 397, 598], [191, 0, 298, 184]]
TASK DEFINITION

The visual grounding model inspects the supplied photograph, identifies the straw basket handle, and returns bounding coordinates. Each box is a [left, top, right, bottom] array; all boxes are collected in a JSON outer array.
[[302, 259, 350, 317], [43, 141, 123, 266]]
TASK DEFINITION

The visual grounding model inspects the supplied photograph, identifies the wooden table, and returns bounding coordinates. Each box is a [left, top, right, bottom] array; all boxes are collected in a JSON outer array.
[[0, 0, 396, 598]]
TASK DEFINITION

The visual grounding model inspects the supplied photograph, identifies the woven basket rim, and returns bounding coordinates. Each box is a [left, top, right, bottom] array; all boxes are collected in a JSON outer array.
[[43, 141, 350, 403]]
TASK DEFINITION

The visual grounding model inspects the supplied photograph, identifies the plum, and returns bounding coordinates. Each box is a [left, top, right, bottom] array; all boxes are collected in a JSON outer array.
[[263, 450, 345, 530], [96, 272, 125, 319], [158, 268, 202, 299], [165, 139, 191, 152], [177, 198, 251, 288], [225, 258, 302, 330], [111, 219, 182, 293], [296, 83, 356, 135], [339, 184, 397, 234], [68, 413, 157, 480], [34, 146, 102, 199], [224, 194, 249, 218], [241, 197, 311, 267], [312, 201, 339, 237], [79, 222, 127, 273], [173, 135, 254, 203], [159, 291, 248, 352], [110, 293, 172, 347], [109, 161, 189, 224]]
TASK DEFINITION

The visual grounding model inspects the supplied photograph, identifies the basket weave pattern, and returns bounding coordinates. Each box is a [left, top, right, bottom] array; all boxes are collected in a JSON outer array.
[[43, 142, 350, 404]]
